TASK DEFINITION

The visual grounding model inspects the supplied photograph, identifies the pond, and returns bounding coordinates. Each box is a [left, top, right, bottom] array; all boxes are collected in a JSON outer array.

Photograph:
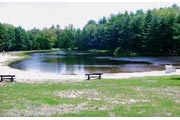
[[11, 51, 180, 75]]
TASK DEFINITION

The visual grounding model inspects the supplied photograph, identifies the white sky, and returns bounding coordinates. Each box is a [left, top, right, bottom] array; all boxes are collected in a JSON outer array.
[[0, 2, 180, 30]]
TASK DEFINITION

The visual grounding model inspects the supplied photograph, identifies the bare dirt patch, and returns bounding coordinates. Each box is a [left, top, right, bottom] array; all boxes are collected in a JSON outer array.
[[158, 87, 180, 103], [0, 82, 8, 87], [4, 101, 113, 117], [4, 102, 88, 116], [145, 87, 180, 103], [54, 89, 99, 99], [0, 83, 5, 87], [54, 89, 151, 105], [3, 89, 153, 116]]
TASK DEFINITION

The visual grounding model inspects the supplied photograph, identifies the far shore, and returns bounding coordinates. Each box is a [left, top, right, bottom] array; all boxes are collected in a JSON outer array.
[[0, 51, 180, 83]]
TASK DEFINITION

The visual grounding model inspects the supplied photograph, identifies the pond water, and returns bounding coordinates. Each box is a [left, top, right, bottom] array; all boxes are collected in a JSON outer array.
[[11, 51, 180, 75]]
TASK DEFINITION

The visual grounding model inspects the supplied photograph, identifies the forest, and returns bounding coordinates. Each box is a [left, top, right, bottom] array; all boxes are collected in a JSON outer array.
[[0, 4, 180, 56]]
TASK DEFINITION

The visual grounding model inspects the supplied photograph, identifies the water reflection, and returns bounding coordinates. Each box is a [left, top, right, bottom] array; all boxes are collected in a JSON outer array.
[[11, 51, 180, 75]]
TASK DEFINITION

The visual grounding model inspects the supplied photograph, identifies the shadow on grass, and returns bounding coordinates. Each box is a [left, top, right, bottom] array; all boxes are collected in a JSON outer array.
[[171, 77, 180, 80]]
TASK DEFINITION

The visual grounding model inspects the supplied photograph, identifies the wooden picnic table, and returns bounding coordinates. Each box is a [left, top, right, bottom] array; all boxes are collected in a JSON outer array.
[[85, 73, 103, 80], [0, 75, 15, 82]]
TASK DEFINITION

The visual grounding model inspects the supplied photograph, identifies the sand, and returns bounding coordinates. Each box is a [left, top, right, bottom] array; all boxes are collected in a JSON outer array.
[[0, 53, 180, 83]]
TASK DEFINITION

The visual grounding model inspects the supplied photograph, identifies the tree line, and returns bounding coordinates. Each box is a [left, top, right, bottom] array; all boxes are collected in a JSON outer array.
[[0, 4, 180, 56]]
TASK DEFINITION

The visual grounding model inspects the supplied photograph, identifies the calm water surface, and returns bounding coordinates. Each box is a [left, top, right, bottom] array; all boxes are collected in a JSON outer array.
[[11, 51, 180, 75]]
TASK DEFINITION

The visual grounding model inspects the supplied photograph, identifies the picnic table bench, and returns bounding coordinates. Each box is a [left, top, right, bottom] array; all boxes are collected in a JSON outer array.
[[0, 75, 15, 82], [165, 65, 176, 73], [85, 73, 103, 80]]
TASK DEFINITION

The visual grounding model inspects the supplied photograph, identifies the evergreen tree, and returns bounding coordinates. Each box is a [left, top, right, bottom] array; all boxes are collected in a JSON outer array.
[[0, 23, 7, 51]]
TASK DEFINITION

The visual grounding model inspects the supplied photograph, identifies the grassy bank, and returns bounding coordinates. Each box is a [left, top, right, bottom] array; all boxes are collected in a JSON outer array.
[[0, 76, 180, 117], [88, 49, 112, 53]]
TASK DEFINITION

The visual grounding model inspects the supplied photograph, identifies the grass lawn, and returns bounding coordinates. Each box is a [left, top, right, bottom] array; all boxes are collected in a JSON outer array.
[[0, 76, 180, 117]]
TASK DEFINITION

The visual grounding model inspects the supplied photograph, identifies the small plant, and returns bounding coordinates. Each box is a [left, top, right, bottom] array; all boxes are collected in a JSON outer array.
[[114, 47, 138, 56], [114, 47, 122, 56]]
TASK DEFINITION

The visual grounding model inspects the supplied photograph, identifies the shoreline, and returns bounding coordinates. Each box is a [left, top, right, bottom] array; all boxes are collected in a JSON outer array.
[[0, 52, 180, 83]]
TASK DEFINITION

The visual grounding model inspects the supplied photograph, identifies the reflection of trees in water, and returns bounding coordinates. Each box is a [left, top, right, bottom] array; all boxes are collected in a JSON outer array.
[[11, 51, 180, 74]]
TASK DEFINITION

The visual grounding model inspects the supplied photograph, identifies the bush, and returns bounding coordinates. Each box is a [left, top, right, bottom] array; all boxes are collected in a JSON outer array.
[[114, 47, 138, 56], [114, 47, 122, 56]]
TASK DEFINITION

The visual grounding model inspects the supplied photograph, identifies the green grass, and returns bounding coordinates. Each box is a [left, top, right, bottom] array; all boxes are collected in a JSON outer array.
[[0, 76, 180, 117], [57, 110, 110, 117], [88, 49, 112, 54]]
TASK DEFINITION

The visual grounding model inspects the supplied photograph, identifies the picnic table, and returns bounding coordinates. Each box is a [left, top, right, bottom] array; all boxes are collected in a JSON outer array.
[[85, 73, 103, 80], [0, 75, 15, 82]]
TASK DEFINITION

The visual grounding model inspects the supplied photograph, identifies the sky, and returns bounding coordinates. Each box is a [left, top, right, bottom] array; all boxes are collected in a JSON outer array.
[[0, 2, 180, 30]]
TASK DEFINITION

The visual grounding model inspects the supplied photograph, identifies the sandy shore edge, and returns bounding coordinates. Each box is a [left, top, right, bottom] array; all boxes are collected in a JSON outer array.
[[0, 52, 180, 83]]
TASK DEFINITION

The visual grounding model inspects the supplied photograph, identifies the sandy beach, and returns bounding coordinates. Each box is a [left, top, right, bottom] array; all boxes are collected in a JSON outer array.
[[0, 53, 180, 83]]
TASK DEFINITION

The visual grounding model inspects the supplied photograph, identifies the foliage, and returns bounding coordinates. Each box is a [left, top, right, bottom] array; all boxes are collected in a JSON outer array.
[[0, 5, 180, 56], [114, 47, 122, 56], [114, 47, 137, 56]]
